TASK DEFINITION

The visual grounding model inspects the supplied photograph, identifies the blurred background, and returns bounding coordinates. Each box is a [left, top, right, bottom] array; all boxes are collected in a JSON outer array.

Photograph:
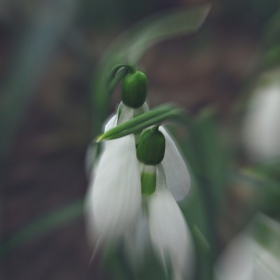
[[1, 0, 280, 279]]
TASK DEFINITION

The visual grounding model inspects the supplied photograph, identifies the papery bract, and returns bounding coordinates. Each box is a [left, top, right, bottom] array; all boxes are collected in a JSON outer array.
[[160, 127, 191, 201]]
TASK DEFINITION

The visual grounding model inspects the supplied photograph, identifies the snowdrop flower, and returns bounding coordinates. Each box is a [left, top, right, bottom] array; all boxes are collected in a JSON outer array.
[[135, 126, 193, 279], [85, 103, 147, 245], [242, 70, 280, 161], [86, 119, 192, 278], [85, 65, 192, 279], [86, 111, 190, 230], [215, 214, 280, 280]]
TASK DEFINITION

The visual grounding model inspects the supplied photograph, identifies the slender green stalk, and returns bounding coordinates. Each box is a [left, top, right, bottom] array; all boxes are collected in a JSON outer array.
[[108, 64, 135, 84], [107, 68, 129, 99]]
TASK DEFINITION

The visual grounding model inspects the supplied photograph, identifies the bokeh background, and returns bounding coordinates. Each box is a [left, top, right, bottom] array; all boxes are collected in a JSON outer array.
[[1, 0, 280, 279]]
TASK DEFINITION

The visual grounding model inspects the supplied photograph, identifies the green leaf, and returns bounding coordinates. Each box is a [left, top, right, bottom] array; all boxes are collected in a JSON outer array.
[[187, 108, 229, 210], [91, 5, 211, 136], [0, 0, 78, 160], [97, 104, 185, 141], [252, 214, 280, 263], [177, 108, 231, 280], [0, 200, 84, 259]]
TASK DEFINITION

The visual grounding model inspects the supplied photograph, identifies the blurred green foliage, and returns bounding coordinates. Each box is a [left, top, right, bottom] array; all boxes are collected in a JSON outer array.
[[1, 0, 280, 279], [80, 0, 176, 27]]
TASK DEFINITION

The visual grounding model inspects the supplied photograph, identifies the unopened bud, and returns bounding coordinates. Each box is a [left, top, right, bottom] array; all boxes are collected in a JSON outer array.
[[122, 70, 148, 108]]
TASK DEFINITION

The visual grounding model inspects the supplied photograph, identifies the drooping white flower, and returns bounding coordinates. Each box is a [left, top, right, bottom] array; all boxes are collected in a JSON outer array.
[[87, 114, 190, 202], [124, 163, 193, 280], [85, 102, 193, 280], [86, 133, 141, 241], [147, 164, 194, 280], [85, 103, 145, 244], [242, 70, 280, 161]]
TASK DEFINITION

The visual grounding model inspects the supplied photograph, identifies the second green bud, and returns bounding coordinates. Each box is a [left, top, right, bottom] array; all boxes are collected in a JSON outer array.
[[137, 127, 165, 165]]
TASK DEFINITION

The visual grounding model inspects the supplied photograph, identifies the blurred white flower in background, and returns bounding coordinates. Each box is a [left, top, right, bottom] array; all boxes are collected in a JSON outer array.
[[215, 214, 280, 280], [242, 70, 280, 161]]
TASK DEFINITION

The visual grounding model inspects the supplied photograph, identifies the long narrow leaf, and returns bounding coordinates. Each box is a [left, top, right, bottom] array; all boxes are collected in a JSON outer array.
[[91, 5, 211, 136]]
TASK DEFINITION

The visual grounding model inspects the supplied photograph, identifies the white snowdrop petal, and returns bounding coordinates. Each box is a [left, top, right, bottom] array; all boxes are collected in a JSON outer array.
[[86, 134, 141, 240], [104, 114, 117, 132], [148, 164, 193, 279], [142, 102, 149, 112], [85, 114, 117, 178], [159, 127, 191, 201], [133, 102, 149, 117], [124, 212, 151, 268]]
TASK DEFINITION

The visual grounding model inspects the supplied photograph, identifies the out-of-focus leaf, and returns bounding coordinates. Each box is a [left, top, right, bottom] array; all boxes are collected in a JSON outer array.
[[260, 9, 280, 71], [262, 9, 280, 48], [0, 200, 84, 259], [91, 5, 211, 136], [261, 179, 280, 219], [102, 241, 170, 280], [176, 108, 230, 280], [168, 123, 217, 280], [182, 183, 214, 280], [233, 167, 280, 220], [0, 0, 78, 160], [251, 159, 280, 180], [186, 108, 229, 211], [262, 45, 280, 70], [247, 162, 280, 217], [253, 214, 280, 261]]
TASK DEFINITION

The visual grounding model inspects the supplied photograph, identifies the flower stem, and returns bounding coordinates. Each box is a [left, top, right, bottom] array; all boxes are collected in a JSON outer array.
[[107, 67, 129, 98], [108, 64, 135, 85]]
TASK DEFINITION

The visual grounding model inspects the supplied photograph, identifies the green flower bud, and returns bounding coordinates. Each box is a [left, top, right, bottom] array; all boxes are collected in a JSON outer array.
[[141, 165, 156, 195], [122, 70, 148, 108], [137, 127, 165, 165]]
